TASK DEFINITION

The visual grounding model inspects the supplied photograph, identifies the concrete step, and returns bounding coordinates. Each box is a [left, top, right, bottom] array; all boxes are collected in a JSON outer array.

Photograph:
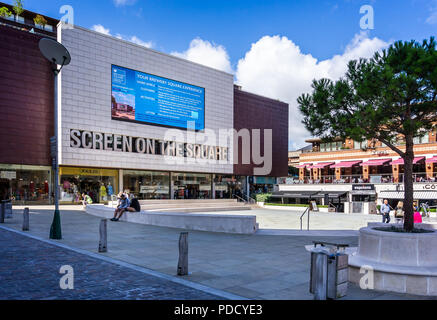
[[140, 202, 248, 209], [146, 206, 252, 213], [139, 199, 238, 205]]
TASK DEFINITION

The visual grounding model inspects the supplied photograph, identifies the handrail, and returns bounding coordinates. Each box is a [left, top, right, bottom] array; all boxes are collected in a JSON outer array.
[[232, 194, 256, 205], [300, 207, 310, 231], [328, 202, 337, 212]]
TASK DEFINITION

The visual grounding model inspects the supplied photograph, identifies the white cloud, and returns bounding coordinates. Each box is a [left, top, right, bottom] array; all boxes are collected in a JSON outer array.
[[113, 0, 137, 7], [426, 7, 437, 24], [92, 24, 110, 35], [235, 31, 389, 149], [171, 38, 233, 74], [91, 25, 153, 48], [128, 36, 153, 48]]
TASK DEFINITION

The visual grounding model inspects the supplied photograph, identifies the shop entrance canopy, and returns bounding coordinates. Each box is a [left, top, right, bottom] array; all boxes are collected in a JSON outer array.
[[310, 162, 335, 169], [331, 161, 362, 168], [360, 159, 391, 166], [390, 157, 425, 165], [426, 156, 437, 163]]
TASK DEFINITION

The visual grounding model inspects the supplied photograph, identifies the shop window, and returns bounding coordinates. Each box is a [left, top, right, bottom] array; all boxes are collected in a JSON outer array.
[[59, 167, 118, 204], [0, 165, 51, 204], [123, 170, 169, 200], [172, 173, 212, 199]]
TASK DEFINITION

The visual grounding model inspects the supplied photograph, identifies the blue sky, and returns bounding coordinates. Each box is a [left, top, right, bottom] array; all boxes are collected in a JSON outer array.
[[7, 0, 437, 149]]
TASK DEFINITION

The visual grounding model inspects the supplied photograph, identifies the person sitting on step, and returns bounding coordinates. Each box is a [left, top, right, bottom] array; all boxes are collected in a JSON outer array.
[[111, 193, 130, 221]]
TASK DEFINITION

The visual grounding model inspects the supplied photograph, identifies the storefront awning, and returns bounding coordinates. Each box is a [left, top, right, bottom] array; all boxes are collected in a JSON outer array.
[[390, 156, 425, 165], [350, 190, 377, 195], [379, 190, 437, 200], [309, 162, 335, 169], [360, 159, 391, 167], [330, 160, 362, 168], [296, 163, 312, 169], [426, 156, 437, 164]]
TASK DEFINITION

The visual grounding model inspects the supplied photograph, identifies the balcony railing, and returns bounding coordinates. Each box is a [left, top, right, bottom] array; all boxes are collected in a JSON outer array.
[[293, 173, 437, 184]]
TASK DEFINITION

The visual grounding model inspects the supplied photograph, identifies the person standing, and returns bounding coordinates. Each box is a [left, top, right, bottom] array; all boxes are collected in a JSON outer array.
[[381, 199, 392, 224]]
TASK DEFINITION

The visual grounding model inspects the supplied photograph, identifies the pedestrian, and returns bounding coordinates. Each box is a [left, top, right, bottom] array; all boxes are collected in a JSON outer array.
[[81, 192, 93, 209], [414, 205, 423, 224], [380, 199, 391, 224], [111, 193, 130, 221]]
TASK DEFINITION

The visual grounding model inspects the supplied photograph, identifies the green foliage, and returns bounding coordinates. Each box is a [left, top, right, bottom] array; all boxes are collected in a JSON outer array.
[[255, 193, 271, 202], [0, 7, 12, 18], [33, 14, 47, 27], [297, 37, 437, 153], [12, 0, 23, 17]]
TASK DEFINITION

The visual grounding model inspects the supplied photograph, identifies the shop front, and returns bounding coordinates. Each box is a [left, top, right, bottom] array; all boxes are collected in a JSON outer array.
[[214, 175, 246, 199], [123, 170, 170, 200], [59, 167, 118, 204], [171, 172, 213, 199], [0, 164, 51, 204]]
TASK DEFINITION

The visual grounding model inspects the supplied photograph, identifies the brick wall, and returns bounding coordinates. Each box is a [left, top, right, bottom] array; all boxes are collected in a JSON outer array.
[[233, 87, 289, 177], [0, 25, 54, 166]]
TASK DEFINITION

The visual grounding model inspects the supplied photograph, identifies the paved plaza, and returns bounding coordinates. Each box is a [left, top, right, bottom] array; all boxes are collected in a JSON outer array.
[[1, 206, 436, 300]]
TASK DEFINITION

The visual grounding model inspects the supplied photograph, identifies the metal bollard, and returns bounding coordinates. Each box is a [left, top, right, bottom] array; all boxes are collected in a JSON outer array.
[[98, 219, 107, 253], [22, 208, 30, 231], [0, 202, 5, 224], [177, 232, 189, 276]]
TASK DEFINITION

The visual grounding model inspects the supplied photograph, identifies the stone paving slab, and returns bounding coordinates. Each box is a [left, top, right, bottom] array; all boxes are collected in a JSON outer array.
[[0, 228, 222, 300], [2, 206, 436, 300]]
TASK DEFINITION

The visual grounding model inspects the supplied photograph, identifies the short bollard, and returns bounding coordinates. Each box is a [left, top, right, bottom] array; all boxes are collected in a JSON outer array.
[[0, 202, 5, 224], [177, 232, 188, 276], [22, 208, 30, 231], [98, 219, 107, 253]]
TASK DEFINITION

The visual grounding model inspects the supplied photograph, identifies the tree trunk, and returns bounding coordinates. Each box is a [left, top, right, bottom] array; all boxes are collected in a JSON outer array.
[[403, 136, 414, 232]]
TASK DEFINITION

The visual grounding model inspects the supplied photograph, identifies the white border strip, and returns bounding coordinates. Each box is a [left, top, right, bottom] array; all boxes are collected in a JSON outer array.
[[0, 225, 247, 301]]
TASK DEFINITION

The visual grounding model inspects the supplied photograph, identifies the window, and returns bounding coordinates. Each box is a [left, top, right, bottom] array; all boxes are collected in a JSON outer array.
[[413, 134, 429, 144], [354, 141, 367, 150]]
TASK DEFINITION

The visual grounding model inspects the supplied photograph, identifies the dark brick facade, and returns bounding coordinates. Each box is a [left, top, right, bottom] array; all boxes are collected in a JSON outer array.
[[0, 25, 54, 166], [233, 86, 289, 177]]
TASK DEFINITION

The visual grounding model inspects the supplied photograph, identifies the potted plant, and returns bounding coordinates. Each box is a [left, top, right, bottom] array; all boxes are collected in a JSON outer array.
[[33, 14, 47, 30], [0, 7, 12, 19], [12, 0, 24, 23]]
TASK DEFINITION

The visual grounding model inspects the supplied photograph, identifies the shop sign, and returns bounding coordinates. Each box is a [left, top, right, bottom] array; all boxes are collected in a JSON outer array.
[[0, 171, 16, 180], [70, 129, 229, 161], [352, 184, 375, 191]]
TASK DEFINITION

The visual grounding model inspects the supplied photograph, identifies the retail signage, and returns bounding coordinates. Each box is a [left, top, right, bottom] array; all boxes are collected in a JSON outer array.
[[111, 65, 205, 131], [352, 184, 375, 191], [0, 171, 16, 180], [70, 129, 229, 161]]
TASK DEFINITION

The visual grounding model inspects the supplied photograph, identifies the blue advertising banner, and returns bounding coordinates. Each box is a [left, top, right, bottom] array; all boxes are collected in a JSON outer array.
[[111, 65, 205, 131]]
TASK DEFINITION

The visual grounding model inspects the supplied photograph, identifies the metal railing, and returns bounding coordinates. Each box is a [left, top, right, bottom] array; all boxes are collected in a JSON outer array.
[[300, 207, 310, 231], [233, 194, 256, 205], [293, 172, 437, 184]]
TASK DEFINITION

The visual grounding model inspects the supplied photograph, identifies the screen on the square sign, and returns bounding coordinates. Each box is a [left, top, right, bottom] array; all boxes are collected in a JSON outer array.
[[111, 65, 205, 131]]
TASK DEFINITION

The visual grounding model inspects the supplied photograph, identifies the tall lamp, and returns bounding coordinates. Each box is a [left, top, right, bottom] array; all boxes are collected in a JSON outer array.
[[38, 38, 71, 240]]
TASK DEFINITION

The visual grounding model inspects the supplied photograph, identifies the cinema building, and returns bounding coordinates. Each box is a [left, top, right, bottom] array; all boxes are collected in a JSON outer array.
[[0, 7, 288, 205], [277, 135, 437, 214]]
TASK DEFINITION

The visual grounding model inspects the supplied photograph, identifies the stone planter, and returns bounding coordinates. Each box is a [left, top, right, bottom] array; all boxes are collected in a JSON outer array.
[[349, 226, 437, 296]]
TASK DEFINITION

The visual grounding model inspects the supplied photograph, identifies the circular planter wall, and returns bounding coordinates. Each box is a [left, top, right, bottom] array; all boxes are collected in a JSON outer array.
[[349, 226, 437, 296]]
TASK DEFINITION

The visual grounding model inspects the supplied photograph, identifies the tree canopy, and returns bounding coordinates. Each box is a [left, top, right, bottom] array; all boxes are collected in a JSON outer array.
[[298, 37, 437, 157]]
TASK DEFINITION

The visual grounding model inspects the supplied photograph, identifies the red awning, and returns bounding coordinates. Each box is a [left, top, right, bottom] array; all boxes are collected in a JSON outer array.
[[330, 160, 362, 168], [296, 163, 312, 168], [310, 162, 335, 169], [360, 159, 391, 167], [390, 157, 425, 165], [426, 156, 437, 163]]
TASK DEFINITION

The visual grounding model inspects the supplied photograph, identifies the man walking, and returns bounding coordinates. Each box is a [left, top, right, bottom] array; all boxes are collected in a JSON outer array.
[[381, 199, 391, 224]]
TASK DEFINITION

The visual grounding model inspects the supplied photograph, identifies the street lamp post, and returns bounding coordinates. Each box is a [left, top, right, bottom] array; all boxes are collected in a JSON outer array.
[[38, 38, 71, 240]]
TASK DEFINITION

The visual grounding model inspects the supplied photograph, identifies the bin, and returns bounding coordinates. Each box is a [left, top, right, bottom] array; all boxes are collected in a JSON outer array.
[[310, 242, 349, 300]]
